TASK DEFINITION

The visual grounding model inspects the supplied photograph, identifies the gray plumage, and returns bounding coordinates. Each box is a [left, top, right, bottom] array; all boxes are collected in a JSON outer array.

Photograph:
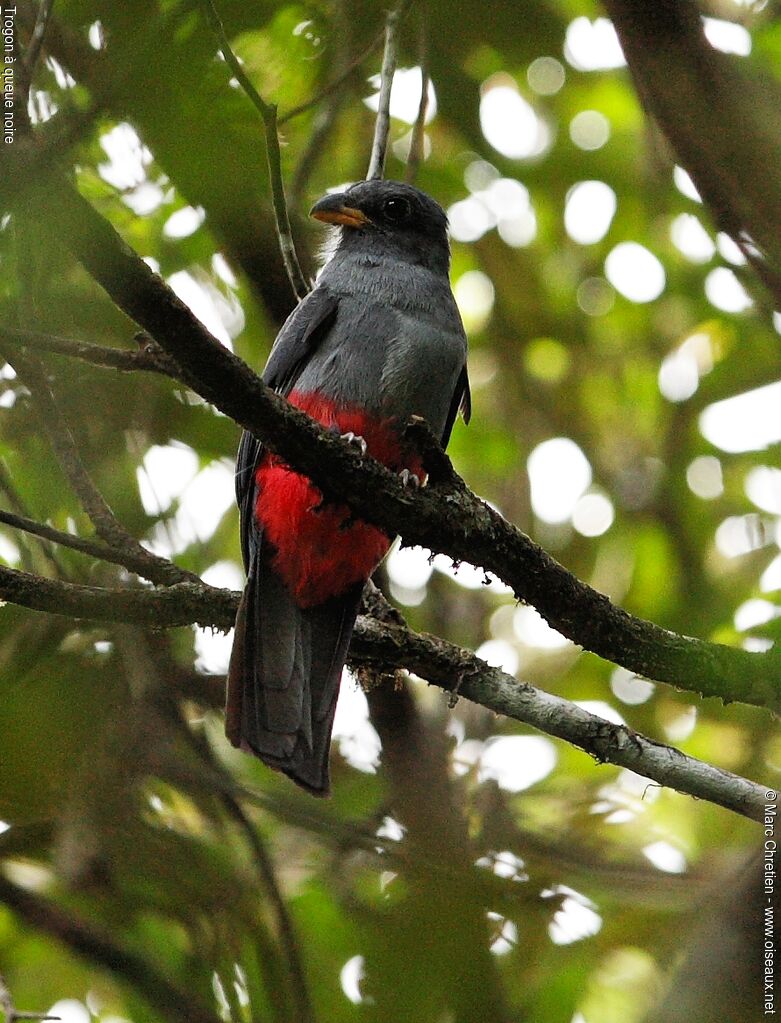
[[227, 180, 469, 795]]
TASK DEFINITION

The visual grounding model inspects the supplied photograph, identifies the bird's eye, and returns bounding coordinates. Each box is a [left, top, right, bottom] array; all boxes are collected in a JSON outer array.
[[382, 197, 411, 222]]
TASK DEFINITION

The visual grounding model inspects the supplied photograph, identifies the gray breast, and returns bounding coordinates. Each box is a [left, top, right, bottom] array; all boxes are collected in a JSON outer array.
[[298, 255, 466, 435]]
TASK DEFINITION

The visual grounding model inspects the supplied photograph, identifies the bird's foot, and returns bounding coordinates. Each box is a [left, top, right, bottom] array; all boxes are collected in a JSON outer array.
[[398, 468, 421, 488], [340, 430, 368, 456]]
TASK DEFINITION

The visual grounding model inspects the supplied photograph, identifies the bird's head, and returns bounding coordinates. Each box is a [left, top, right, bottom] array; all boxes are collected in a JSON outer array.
[[310, 180, 450, 275]]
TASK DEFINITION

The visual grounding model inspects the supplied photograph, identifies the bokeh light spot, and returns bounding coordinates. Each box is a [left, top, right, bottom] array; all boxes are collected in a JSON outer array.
[[572, 491, 615, 537], [340, 956, 366, 1005], [605, 242, 665, 303], [448, 196, 495, 242], [569, 110, 610, 151], [686, 456, 723, 499], [546, 887, 603, 944], [745, 466, 781, 514], [703, 17, 751, 56], [528, 437, 592, 523], [524, 338, 571, 382], [479, 736, 558, 792], [715, 514, 768, 558], [643, 841, 687, 873], [480, 79, 552, 160], [610, 668, 655, 706], [658, 332, 717, 403], [365, 66, 437, 124], [577, 277, 615, 316], [670, 213, 714, 263], [564, 17, 625, 71], [527, 56, 566, 95], [734, 598, 778, 632], [513, 606, 570, 650], [454, 270, 495, 333], [700, 381, 781, 453], [673, 165, 702, 202], [475, 639, 520, 676], [163, 205, 205, 239], [704, 267, 752, 313], [564, 180, 616, 244]]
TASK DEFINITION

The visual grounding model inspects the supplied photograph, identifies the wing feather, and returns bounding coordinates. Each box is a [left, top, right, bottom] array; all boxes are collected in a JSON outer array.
[[440, 363, 471, 449], [235, 287, 340, 571]]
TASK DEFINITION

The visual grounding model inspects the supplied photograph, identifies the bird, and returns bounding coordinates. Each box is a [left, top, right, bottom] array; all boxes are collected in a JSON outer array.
[[226, 179, 470, 795]]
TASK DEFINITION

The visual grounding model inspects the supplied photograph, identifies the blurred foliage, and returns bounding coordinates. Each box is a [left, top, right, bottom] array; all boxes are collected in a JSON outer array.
[[0, 0, 779, 1021]]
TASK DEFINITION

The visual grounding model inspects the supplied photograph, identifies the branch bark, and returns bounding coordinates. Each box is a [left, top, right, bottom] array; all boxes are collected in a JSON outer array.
[[404, 12, 429, 185], [0, 969, 59, 1022], [200, 0, 309, 301], [604, 0, 781, 306], [1, 164, 779, 715], [0, 325, 183, 376], [0, 508, 183, 583], [0, 876, 221, 1023], [366, 4, 402, 180], [2, 347, 198, 588], [0, 564, 769, 823]]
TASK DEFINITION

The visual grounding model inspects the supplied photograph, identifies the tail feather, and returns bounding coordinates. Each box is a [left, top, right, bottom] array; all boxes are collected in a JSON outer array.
[[226, 542, 362, 796]]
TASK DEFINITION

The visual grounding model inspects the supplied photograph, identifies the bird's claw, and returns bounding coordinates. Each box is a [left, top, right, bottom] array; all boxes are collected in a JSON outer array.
[[399, 468, 421, 488], [340, 431, 368, 456]]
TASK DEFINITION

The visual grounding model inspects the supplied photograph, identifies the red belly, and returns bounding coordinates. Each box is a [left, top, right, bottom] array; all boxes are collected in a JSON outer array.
[[255, 390, 420, 607]]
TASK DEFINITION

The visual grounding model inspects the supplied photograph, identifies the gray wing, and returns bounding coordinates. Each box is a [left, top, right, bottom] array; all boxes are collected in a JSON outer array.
[[441, 363, 471, 449], [262, 286, 339, 394], [235, 286, 340, 570]]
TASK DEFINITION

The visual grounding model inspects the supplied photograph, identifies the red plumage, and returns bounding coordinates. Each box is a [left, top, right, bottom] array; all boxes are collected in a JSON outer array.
[[254, 389, 422, 607]]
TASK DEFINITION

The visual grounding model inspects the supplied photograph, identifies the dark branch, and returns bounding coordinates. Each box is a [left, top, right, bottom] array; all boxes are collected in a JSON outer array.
[[0, 325, 182, 376], [404, 13, 429, 185], [0, 565, 237, 628], [2, 347, 197, 588], [219, 794, 317, 1023], [0, 508, 187, 583], [200, 0, 309, 300], [605, 0, 781, 308], [0, 563, 769, 823], [0, 876, 221, 1023], [21, 0, 55, 80], [366, 4, 402, 180], [3, 166, 779, 713], [351, 614, 770, 823]]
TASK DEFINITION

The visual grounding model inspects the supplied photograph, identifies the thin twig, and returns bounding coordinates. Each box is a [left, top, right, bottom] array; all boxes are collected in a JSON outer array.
[[2, 348, 198, 587], [279, 29, 383, 125], [220, 795, 317, 1023], [0, 508, 193, 584], [404, 14, 429, 185], [0, 971, 59, 1022], [0, 460, 59, 575], [200, 0, 309, 301], [22, 0, 55, 79], [0, 325, 182, 377], [290, 0, 351, 205], [162, 707, 318, 1023], [0, 882, 220, 1023], [366, 4, 403, 180]]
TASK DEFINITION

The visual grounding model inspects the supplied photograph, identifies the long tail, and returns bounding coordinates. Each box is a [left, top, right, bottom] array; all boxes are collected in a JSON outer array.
[[226, 544, 362, 796]]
